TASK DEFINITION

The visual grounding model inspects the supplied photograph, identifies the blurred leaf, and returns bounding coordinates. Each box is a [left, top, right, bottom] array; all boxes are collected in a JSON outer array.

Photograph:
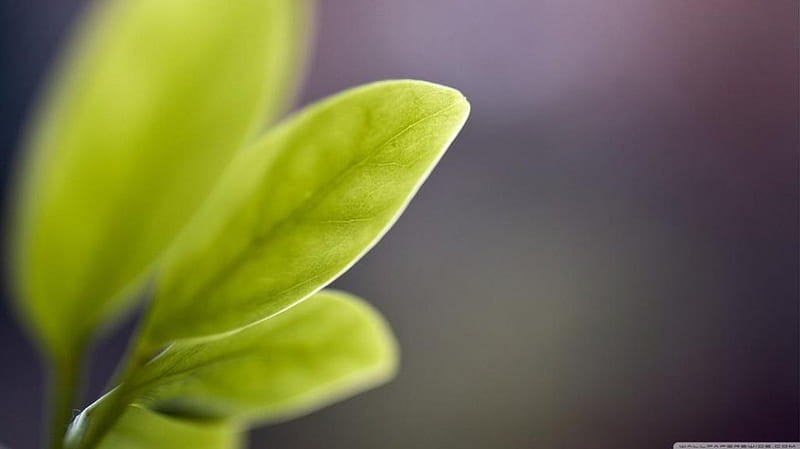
[[11, 0, 310, 357], [142, 80, 470, 345], [94, 406, 240, 449]]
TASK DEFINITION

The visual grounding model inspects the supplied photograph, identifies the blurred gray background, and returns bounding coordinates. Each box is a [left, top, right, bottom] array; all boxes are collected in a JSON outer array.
[[1, 1, 798, 448]]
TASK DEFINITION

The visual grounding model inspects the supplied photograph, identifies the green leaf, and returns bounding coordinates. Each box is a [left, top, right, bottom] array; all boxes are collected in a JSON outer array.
[[94, 406, 240, 449], [69, 290, 395, 442], [131, 290, 396, 423], [142, 80, 470, 345], [10, 0, 310, 357]]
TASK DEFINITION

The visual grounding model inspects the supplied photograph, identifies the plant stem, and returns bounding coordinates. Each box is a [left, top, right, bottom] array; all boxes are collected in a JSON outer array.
[[72, 341, 154, 449], [48, 350, 84, 449], [73, 313, 160, 449]]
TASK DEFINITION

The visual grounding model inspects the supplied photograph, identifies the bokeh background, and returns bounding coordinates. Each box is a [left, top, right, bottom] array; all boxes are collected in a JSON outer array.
[[1, 0, 798, 448]]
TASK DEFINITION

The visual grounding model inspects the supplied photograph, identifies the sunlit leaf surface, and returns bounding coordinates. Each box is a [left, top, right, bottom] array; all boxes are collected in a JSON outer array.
[[143, 80, 470, 345]]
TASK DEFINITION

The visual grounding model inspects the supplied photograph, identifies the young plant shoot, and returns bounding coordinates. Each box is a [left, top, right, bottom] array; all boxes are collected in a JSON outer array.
[[8, 0, 469, 448]]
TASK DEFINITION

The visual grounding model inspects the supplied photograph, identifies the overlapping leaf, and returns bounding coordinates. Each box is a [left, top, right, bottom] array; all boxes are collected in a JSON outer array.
[[141, 80, 470, 346], [11, 0, 309, 358]]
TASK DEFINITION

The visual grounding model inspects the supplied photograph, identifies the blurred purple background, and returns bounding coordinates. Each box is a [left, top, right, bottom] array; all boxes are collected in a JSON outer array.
[[1, 1, 798, 448]]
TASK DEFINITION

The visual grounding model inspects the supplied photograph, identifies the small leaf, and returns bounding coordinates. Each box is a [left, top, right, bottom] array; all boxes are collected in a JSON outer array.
[[10, 0, 310, 357], [127, 290, 395, 424], [143, 80, 470, 345], [94, 406, 240, 449]]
